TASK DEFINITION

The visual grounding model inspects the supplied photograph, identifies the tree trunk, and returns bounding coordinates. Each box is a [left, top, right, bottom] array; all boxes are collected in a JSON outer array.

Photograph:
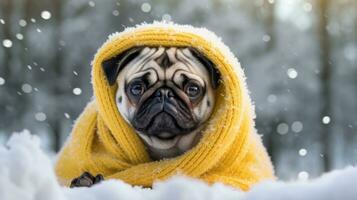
[[51, 0, 64, 151], [0, 0, 14, 134], [1, 0, 13, 77], [317, 0, 333, 171], [17, 0, 32, 127], [261, 0, 276, 161], [21, 0, 32, 80], [263, 0, 275, 50]]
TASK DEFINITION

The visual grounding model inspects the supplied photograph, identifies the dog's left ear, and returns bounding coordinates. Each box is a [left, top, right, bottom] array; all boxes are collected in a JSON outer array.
[[102, 47, 142, 85], [188, 47, 221, 89]]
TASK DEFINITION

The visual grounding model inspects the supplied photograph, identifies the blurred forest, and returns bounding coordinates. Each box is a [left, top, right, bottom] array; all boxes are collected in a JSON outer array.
[[0, 0, 356, 180]]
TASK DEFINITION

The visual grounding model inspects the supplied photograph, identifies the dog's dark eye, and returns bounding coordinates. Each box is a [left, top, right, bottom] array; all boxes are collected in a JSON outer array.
[[185, 81, 202, 98], [129, 81, 146, 96]]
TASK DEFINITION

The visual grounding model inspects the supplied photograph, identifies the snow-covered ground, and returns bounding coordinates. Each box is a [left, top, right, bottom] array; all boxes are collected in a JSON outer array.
[[0, 130, 356, 200]]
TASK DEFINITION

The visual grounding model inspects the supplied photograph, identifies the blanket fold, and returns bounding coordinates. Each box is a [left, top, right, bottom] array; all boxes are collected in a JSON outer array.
[[55, 22, 275, 190]]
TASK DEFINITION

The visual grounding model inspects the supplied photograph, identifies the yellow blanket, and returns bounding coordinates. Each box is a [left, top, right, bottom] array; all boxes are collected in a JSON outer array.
[[55, 22, 275, 191]]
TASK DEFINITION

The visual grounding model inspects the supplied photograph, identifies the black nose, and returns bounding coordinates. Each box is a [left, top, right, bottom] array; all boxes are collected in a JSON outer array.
[[154, 87, 175, 102]]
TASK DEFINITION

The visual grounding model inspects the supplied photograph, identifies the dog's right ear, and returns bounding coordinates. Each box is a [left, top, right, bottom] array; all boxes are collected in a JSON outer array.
[[102, 47, 142, 85]]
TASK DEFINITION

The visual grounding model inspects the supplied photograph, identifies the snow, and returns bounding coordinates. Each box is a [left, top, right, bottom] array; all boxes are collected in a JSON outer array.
[[161, 14, 172, 22], [18, 19, 27, 27], [16, 33, 24, 40], [64, 113, 71, 119], [299, 148, 307, 156], [34, 112, 47, 122], [267, 94, 277, 103], [277, 123, 289, 135], [21, 84, 33, 94], [112, 10, 120, 16], [0, 131, 64, 200], [262, 34, 271, 42], [302, 2, 313, 12], [88, 1, 95, 7], [141, 3, 152, 13], [1, 130, 357, 200], [291, 121, 303, 133], [322, 116, 331, 124], [72, 88, 82, 95], [297, 171, 309, 181], [287, 68, 298, 79], [41, 11, 52, 20], [2, 39, 13, 48], [0, 77, 5, 85]]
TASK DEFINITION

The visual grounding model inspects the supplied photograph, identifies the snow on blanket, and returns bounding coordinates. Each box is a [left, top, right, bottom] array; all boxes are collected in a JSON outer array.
[[0, 130, 356, 200]]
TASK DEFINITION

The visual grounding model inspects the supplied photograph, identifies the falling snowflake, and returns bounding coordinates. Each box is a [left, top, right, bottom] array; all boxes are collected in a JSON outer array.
[[73, 88, 82, 95], [267, 94, 277, 103], [16, 33, 24, 40], [299, 148, 307, 156], [0, 77, 5, 85], [322, 116, 331, 124], [162, 14, 172, 22], [298, 171, 309, 181], [35, 112, 47, 122], [287, 68, 298, 79], [291, 121, 303, 133], [262, 34, 271, 42], [19, 19, 27, 27], [41, 11, 51, 20], [21, 83, 33, 93], [344, 44, 357, 61], [0, 19, 5, 24], [112, 10, 119, 16], [59, 40, 66, 46], [64, 113, 70, 119], [141, 3, 151, 13], [303, 3, 312, 12], [2, 39, 13, 48], [277, 123, 289, 135], [88, 1, 95, 7]]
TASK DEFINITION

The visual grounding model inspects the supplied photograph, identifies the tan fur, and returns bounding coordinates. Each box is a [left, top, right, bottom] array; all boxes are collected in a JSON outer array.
[[115, 47, 215, 160]]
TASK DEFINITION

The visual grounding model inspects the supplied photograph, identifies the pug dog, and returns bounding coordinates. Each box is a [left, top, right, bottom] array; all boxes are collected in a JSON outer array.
[[70, 46, 220, 188]]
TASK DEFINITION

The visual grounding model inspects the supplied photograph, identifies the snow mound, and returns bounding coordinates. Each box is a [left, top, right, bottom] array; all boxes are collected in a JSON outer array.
[[0, 130, 356, 200]]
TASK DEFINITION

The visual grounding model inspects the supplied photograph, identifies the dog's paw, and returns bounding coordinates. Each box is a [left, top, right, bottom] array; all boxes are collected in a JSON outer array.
[[70, 172, 104, 188]]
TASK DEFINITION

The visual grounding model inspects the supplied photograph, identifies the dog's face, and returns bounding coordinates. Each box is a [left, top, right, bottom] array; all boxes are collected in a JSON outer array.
[[102, 47, 220, 160]]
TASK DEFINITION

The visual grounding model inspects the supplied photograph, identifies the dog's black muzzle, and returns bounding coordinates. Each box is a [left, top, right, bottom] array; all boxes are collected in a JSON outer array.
[[132, 87, 198, 138]]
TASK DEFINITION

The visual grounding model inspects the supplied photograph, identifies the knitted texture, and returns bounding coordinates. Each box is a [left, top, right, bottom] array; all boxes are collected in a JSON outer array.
[[55, 22, 275, 191]]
